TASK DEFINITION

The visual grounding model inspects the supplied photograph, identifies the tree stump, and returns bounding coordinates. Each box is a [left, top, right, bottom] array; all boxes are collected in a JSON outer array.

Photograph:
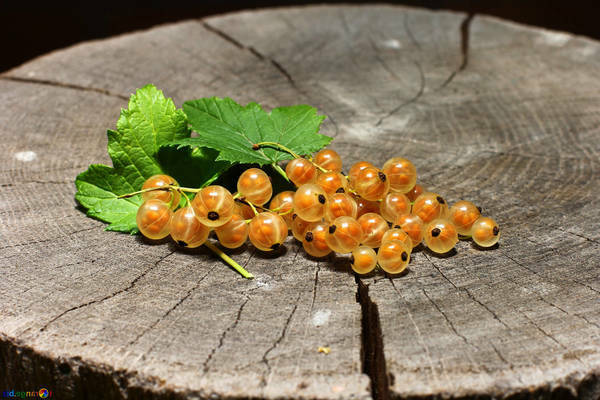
[[1, 5, 599, 399]]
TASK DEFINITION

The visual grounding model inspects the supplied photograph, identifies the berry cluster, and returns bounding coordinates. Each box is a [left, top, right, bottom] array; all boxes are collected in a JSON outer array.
[[133, 147, 500, 276]]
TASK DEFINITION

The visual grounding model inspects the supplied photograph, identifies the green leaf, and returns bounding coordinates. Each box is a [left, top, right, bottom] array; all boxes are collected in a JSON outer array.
[[172, 97, 331, 165], [107, 84, 191, 191], [75, 165, 142, 233], [157, 145, 230, 189], [75, 85, 231, 233]]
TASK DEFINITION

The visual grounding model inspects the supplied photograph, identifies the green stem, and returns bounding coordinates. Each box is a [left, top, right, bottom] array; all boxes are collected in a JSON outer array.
[[235, 198, 269, 212], [247, 201, 259, 216], [117, 184, 201, 199], [254, 141, 301, 159], [180, 190, 191, 207], [278, 207, 294, 217], [313, 163, 329, 173], [181, 191, 207, 226], [185, 194, 253, 279], [204, 241, 254, 279], [254, 141, 329, 175], [117, 186, 169, 199], [303, 153, 329, 173], [172, 185, 203, 193], [271, 163, 290, 182]]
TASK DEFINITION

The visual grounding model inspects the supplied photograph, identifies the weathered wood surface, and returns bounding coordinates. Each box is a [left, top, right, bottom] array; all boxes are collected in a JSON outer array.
[[1, 5, 599, 399]]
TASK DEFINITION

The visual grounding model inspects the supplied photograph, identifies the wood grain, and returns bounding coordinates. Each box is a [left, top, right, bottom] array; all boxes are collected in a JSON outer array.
[[1, 5, 599, 399]]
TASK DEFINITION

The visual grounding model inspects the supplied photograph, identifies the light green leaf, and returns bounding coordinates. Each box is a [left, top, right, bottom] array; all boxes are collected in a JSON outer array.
[[107, 84, 190, 190], [75, 164, 142, 233], [173, 97, 331, 165], [75, 85, 230, 233]]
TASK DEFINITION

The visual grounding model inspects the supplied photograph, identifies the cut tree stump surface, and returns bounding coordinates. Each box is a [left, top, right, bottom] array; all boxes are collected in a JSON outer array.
[[1, 5, 599, 400]]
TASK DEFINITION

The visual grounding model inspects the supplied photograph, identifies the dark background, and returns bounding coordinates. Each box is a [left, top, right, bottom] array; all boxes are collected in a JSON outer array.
[[2, 1, 599, 73]]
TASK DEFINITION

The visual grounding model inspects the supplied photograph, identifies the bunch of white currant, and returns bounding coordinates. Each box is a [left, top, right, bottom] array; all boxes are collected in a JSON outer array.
[[135, 148, 500, 275]]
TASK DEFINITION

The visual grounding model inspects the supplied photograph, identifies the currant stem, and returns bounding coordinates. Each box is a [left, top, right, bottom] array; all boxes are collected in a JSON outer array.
[[278, 208, 294, 217], [235, 198, 269, 212], [117, 186, 169, 198], [172, 185, 203, 193], [254, 141, 301, 159], [254, 142, 329, 175], [166, 195, 175, 209], [313, 163, 328, 173], [247, 201, 259, 216], [204, 241, 254, 279], [117, 184, 202, 199], [271, 163, 290, 182], [180, 190, 192, 207]]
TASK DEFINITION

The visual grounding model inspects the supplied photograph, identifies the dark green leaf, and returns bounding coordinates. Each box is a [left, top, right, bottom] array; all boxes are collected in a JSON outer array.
[[157, 145, 230, 189]]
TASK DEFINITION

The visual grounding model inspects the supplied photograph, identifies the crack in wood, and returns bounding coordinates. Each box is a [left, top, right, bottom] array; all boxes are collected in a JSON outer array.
[[39, 251, 175, 332], [129, 264, 218, 347], [240, 248, 256, 272], [426, 247, 600, 361], [269, 59, 296, 88], [43, 253, 103, 271], [375, 60, 425, 127], [291, 242, 303, 262], [403, 13, 421, 50], [325, 113, 340, 138], [339, 9, 352, 38], [575, 313, 600, 332], [367, 37, 399, 81], [490, 342, 509, 366], [200, 20, 342, 139], [309, 263, 320, 313], [356, 277, 390, 400], [422, 253, 459, 291], [337, 9, 366, 82], [200, 21, 246, 51], [203, 295, 250, 374], [500, 251, 600, 332], [439, 13, 474, 90], [293, 261, 322, 381], [482, 149, 586, 162], [489, 343, 526, 386], [500, 247, 600, 311], [462, 287, 511, 330], [515, 307, 589, 375], [423, 252, 514, 332], [0, 75, 128, 100], [2, 179, 72, 186], [420, 287, 481, 351], [260, 293, 301, 387], [201, 21, 298, 90], [553, 226, 600, 245], [518, 310, 568, 350], [0, 226, 98, 251], [389, 278, 443, 387]]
